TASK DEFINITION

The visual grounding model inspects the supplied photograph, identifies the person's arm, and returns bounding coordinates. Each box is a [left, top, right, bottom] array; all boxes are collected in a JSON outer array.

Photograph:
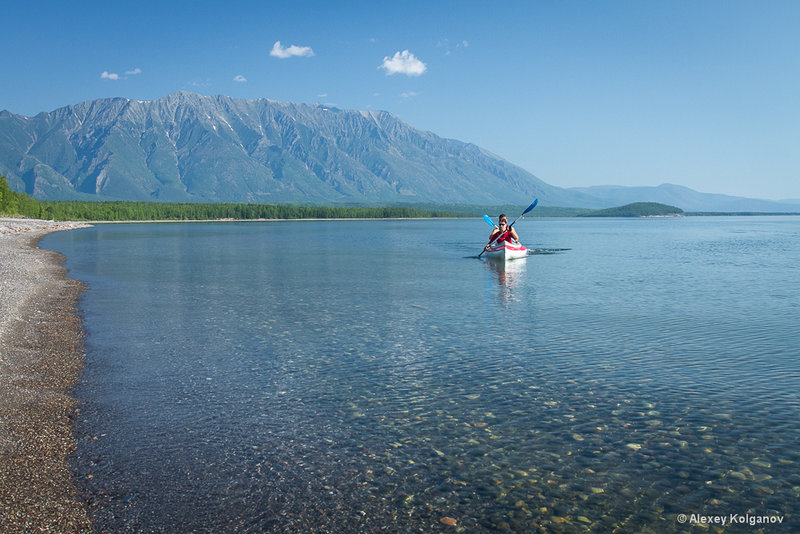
[[485, 229, 499, 249]]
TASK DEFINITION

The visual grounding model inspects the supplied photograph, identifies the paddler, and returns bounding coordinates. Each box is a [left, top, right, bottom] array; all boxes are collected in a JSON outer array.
[[486, 214, 519, 247]]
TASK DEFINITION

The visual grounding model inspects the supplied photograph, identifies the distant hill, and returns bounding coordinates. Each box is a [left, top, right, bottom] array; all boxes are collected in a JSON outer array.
[[0, 92, 598, 207], [569, 183, 798, 213], [580, 202, 684, 217]]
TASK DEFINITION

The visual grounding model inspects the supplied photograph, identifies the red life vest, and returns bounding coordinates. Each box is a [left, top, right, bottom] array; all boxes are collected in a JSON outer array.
[[493, 230, 513, 243]]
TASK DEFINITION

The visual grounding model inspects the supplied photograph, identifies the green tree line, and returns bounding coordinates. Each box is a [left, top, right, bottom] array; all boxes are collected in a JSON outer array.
[[0, 175, 46, 218], [1, 175, 468, 221]]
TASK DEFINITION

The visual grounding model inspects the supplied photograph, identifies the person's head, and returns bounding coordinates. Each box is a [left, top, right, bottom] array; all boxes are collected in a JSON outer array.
[[498, 214, 508, 228]]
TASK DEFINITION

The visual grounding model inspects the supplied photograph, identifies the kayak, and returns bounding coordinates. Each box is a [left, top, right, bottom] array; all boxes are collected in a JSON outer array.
[[483, 241, 528, 261]]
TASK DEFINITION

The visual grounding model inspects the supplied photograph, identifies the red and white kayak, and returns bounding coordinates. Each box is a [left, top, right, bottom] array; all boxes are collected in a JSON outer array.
[[483, 241, 528, 261]]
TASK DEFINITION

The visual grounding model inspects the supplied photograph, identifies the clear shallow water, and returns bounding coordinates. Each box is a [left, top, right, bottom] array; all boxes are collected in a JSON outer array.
[[42, 217, 800, 533]]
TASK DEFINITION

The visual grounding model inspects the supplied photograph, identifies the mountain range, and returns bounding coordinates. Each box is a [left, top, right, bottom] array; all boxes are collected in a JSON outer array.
[[1, 92, 796, 212]]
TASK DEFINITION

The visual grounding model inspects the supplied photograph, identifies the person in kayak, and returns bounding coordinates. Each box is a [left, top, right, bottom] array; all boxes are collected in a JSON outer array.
[[486, 214, 519, 247]]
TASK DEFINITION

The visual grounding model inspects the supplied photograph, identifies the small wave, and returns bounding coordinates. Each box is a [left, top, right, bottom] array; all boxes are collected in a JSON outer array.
[[527, 248, 570, 255]]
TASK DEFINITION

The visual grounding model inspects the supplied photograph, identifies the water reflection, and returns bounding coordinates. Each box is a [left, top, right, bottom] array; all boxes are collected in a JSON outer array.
[[484, 258, 527, 304]]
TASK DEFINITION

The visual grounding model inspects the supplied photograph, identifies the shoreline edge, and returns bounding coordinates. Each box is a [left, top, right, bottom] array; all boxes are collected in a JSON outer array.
[[1, 218, 93, 533]]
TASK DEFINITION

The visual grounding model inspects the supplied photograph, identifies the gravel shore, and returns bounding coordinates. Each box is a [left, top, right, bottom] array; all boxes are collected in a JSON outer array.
[[0, 218, 93, 533]]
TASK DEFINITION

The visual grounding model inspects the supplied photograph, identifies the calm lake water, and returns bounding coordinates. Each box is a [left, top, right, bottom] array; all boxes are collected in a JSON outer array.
[[42, 217, 800, 533]]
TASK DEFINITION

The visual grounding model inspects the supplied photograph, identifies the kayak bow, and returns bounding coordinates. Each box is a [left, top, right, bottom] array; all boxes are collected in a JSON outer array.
[[482, 240, 528, 261]]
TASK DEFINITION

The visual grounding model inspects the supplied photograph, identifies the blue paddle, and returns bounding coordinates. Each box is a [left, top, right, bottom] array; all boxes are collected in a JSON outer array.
[[509, 198, 538, 228], [483, 214, 497, 229], [478, 199, 538, 258]]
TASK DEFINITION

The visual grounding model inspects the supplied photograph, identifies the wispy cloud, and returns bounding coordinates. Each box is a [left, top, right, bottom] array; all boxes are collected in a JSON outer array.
[[233, 74, 247, 83], [437, 38, 469, 56], [270, 41, 315, 59], [380, 50, 427, 76], [401, 91, 420, 98], [101, 68, 142, 80]]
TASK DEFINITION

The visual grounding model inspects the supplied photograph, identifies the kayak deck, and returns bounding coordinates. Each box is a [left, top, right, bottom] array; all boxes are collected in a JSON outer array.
[[484, 241, 528, 261]]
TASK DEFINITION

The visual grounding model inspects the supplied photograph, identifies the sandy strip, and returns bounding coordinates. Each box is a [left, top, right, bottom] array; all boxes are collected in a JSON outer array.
[[0, 218, 93, 533]]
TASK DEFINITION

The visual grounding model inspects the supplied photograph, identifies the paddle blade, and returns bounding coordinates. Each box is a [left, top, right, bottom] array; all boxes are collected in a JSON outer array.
[[483, 214, 496, 227], [522, 198, 539, 215]]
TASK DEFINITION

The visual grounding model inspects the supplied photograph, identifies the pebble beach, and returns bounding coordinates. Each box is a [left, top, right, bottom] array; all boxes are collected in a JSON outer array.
[[0, 218, 93, 533]]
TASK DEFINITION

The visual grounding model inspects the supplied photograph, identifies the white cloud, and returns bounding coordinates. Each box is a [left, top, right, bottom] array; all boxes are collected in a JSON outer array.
[[380, 50, 427, 76], [101, 68, 142, 80], [234, 74, 247, 83], [270, 41, 315, 59], [401, 91, 420, 98]]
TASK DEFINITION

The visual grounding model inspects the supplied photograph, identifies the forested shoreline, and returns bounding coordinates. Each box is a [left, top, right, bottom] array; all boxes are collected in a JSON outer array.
[[1, 176, 468, 221], [5, 176, 797, 221]]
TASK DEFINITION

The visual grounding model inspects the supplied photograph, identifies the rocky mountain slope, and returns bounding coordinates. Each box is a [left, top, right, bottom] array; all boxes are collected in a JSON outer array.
[[2, 92, 795, 211], [0, 92, 596, 206]]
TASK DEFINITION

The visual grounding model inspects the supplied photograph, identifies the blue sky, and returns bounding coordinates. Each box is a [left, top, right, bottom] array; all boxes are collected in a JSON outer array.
[[3, 0, 799, 200]]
